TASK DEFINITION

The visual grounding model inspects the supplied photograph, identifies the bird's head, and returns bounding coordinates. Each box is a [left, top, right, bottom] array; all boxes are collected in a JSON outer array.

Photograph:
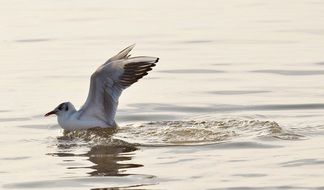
[[44, 102, 76, 117]]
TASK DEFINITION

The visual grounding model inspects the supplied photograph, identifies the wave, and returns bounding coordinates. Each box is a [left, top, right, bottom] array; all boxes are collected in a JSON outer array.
[[60, 119, 303, 146]]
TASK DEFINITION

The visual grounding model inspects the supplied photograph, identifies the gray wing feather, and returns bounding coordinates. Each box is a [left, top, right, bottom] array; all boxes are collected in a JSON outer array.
[[107, 44, 135, 62], [77, 45, 159, 126]]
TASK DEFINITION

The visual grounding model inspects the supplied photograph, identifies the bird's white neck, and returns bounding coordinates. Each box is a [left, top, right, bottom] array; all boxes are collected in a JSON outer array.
[[57, 110, 77, 130]]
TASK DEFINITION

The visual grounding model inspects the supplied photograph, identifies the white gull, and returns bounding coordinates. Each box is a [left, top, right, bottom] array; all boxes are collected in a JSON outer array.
[[45, 44, 159, 130]]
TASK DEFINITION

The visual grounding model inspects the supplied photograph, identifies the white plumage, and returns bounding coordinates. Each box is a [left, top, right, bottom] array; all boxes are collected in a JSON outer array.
[[45, 45, 159, 130]]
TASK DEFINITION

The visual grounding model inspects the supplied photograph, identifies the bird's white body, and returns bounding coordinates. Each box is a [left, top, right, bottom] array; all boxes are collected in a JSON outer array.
[[58, 111, 109, 130], [45, 45, 159, 130]]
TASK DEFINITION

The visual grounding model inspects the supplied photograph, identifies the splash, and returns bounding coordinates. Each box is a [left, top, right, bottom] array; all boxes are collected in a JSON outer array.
[[116, 120, 302, 145], [60, 120, 303, 146]]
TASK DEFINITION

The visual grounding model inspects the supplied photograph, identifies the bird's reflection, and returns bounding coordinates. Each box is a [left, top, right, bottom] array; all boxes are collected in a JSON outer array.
[[49, 128, 142, 176]]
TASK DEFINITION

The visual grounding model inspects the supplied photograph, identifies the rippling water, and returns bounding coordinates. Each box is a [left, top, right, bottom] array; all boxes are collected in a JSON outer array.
[[1, 0, 324, 189]]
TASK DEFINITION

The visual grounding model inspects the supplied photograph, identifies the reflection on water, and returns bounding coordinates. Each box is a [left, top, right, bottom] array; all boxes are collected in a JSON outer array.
[[50, 129, 141, 177], [50, 144, 140, 177], [85, 145, 141, 177]]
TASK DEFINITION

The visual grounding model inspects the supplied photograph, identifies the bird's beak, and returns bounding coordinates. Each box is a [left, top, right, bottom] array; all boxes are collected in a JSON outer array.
[[44, 110, 56, 117]]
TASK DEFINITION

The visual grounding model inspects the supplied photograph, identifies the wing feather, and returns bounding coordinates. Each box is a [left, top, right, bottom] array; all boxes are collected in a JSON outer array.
[[77, 45, 159, 126]]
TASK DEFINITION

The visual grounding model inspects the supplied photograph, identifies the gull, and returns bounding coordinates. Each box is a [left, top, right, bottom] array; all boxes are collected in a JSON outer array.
[[45, 44, 159, 130]]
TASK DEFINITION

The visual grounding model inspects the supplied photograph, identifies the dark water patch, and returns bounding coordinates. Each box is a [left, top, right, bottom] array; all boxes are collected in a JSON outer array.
[[124, 103, 324, 115], [252, 103, 324, 111], [124, 103, 227, 113], [63, 17, 109, 22], [214, 141, 282, 149], [232, 173, 267, 177], [214, 39, 297, 45], [210, 186, 324, 190], [277, 29, 324, 36], [281, 159, 324, 167], [151, 104, 219, 113], [228, 159, 248, 162], [139, 140, 283, 149], [17, 124, 51, 130], [116, 114, 177, 122], [91, 184, 154, 190], [179, 39, 298, 44], [158, 69, 225, 74], [0, 156, 29, 160], [208, 90, 270, 95], [257, 19, 292, 23], [211, 63, 232, 66], [0, 117, 30, 122], [251, 69, 324, 75], [159, 158, 198, 165], [181, 40, 214, 44], [3, 175, 156, 189], [15, 38, 52, 43]]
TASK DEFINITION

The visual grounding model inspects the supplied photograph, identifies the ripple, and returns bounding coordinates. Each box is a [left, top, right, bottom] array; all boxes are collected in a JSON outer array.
[[3, 175, 156, 189], [232, 173, 267, 177], [14, 38, 52, 43], [124, 103, 324, 114], [251, 69, 324, 75], [207, 90, 270, 95], [281, 159, 324, 167], [158, 69, 225, 74], [211, 186, 324, 190], [0, 117, 30, 122], [0, 156, 30, 160], [116, 114, 177, 122], [181, 40, 214, 44], [179, 39, 298, 44]]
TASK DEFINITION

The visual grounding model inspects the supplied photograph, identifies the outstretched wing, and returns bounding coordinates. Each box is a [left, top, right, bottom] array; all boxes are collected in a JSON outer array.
[[77, 44, 159, 126]]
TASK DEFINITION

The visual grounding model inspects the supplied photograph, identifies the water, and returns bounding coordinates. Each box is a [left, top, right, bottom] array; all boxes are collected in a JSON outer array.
[[1, 0, 324, 189]]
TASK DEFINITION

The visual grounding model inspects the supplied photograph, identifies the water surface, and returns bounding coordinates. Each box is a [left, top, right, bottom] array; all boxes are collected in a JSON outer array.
[[1, 0, 324, 189]]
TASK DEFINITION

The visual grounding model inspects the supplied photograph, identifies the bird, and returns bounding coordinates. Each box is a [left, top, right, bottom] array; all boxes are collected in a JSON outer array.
[[45, 44, 159, 131]]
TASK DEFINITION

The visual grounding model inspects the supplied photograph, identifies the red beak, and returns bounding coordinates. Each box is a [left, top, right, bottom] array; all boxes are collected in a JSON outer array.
[[44, 110, 56, 117]]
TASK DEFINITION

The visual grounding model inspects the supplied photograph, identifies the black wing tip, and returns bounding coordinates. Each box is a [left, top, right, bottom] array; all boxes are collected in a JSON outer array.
[[155, 58, 159, 63]]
